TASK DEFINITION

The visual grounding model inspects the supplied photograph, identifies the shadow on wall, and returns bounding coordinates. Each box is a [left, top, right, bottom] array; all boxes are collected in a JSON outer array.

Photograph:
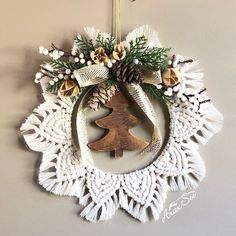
[[0, 43, 76, 193]]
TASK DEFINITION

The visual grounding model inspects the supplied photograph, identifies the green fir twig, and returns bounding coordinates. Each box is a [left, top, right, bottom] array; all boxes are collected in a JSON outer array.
[[74, 35, 95, 56], [46, 80, 63, 93], [49, 59, 83, 70], [125, 36, 147, 63], [96, 34, 116, 54], [142, 84, 173, 103], [124, 36, 171, 70]]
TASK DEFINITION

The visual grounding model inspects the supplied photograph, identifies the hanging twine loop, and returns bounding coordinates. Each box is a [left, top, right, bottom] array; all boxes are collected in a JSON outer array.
[[113, 0, 121, 43], [112, 0, 136, 43]]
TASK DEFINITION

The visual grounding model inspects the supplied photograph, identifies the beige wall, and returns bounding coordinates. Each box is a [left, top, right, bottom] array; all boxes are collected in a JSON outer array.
[[0, 0, 235, 235]]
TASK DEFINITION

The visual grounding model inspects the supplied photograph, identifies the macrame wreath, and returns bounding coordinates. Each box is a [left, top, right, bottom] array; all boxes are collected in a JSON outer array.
[[21, 25, 223, 222]]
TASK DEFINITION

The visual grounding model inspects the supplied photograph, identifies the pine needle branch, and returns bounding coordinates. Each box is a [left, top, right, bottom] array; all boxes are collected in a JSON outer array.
[[139, 47, 171, 70], [48, 59, 83, 70], [46, 80, 63, 93], [74, 35, 95, 56], [142, 84, 173, 103], [125, 36, 147, 63], [96, 34, 116, 54], [124, 36, 171, 70]]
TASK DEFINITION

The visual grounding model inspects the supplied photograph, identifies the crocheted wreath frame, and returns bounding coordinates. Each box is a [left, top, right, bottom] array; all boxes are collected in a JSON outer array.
[[21, 26, 223, 223]]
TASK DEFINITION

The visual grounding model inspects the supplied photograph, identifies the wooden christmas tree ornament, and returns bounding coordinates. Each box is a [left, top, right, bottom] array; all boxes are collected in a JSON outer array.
[[88, 91, 149, 157]]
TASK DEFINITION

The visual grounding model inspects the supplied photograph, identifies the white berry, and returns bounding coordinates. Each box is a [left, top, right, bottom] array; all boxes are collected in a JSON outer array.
[[173, 85, 180, 92], [43, 48, 49, 55], [34, 78, 40, 83], [49, 80, 55, 85], [74, 57, 79, 62], [172, 62, 178, 68], [39, 46, 44, 54], [71, 50, 76, 56], [167, 88, 173, 95], [53, 77, 59, 82], [134, 59, 139, 64], [65, 69, 71, 74], [111, 59, 116, 64], [79, 53, 84, 59], [181, 96, 187, 102], [107, 62, 113, 68], [35, 72, 42, 79], [58, 74, 64, 79], [80, 58, 86, 64], [156, 84, 162, 90], [52, 50, 60, 60], [87, 60, 92, 66]]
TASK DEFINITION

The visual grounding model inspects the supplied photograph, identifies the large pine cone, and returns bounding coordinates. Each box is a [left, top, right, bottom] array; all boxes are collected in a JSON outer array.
[[112, 62, 143, 84], [88, 83, 117, 111]]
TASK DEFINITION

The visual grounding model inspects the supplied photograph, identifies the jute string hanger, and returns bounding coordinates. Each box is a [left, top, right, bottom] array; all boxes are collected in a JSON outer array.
[[112, 0, 136, 43]]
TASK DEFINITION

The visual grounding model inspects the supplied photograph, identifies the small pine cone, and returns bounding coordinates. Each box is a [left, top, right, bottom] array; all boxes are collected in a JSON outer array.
[[112, 62, 143, 84], [88, 83, 117, 111]]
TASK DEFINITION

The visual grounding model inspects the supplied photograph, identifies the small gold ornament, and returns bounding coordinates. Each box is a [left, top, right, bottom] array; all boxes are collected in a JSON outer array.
[[90, 47, 109, 64], [162, 68, 180, 87], [112, 43, 126, 61], [59, 79, 79, 97]]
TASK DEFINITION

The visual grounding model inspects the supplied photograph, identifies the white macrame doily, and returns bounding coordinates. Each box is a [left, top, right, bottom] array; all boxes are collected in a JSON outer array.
[[21, 91, 222, 222], [20, 26, 223, 222]]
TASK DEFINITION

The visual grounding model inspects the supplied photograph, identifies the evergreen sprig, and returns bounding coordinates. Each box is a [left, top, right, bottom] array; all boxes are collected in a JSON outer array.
[[74, 35, 95, 56], [96, 34, 116, 54], [104, 77, 117, 89], [125, 36, 147, 62], [124, 36, 171, 70], [46, 80, 63, 93], [139, 47, 171, 70], [142, 84, 173, 103], [49, 59, 82, 70]]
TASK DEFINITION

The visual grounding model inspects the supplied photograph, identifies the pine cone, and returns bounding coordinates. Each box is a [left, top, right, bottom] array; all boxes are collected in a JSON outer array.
[[88, 83, 117, 111], [112, 62, 143, 84]]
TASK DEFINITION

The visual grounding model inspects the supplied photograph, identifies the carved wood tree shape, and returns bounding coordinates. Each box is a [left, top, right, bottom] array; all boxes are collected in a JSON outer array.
[[88, 91, 149, 157]]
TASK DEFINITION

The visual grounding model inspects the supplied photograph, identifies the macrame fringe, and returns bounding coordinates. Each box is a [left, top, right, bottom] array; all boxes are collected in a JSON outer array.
[[167, 145, 206, 191], [20, 77, 223, 222], [80, 194, 119, 222], [193, 102, 223, 145], [181, 60, 204, 92], [119, 176, 168, 222]]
